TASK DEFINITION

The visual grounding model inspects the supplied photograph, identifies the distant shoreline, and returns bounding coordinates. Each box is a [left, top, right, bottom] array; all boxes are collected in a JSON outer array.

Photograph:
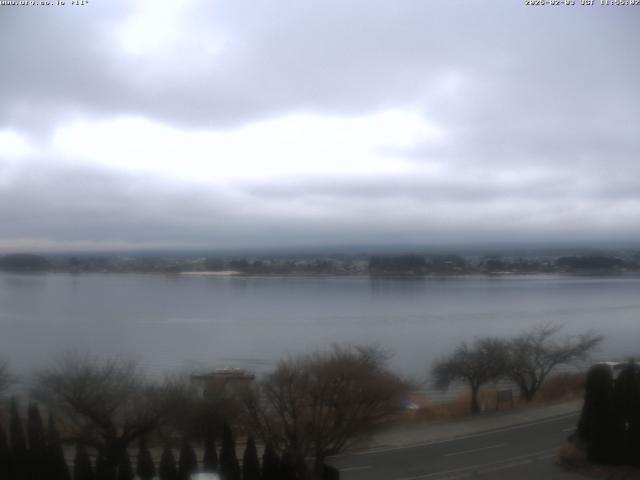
[[178, 270, 242, 276]]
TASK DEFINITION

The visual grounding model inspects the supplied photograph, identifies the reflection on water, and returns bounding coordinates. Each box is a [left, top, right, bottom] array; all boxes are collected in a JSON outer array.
[[0, 272, 639, 379]]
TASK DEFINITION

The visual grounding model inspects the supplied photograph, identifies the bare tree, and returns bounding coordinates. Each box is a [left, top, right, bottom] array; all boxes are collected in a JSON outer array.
[[506, 323, 603, 402], [0, 360, 14, 399], [432, 338, 508, 414], [32, 352, 183, 472], [241, 345, 408, 479]]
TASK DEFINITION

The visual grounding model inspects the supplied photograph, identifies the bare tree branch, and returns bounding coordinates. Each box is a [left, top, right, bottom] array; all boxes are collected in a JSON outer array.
[[506, 323, 603, 402], [431, 338, 509, 414], [241, 345, 408, 479]]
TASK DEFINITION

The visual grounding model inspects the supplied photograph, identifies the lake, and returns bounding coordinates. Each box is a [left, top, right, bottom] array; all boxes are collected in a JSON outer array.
[[1, 272, 638, 382]]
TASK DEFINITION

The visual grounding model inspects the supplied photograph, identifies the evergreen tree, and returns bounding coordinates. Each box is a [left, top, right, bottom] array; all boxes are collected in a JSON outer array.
[[47, 413, 71, 480], [73, 444, 95, 480], [627, 362, 640, 467], [178, 437, 197, 480], [0, 421, 12, 480], [27, 403, 47, 479], [613, 362, 640, 465], [158, 446, 178, 480], [202, 427, 218, 472], [578, 364, 616, 463], [260, 443, 280, 480], [116, 450, 134, 480], [95, 453, 117, 480], [10, 399, 28, 480], [322, 464, 340, 480], [219, 422, 241, 480], [136, 438, 156, 480], [278, 451, 296, 480], [242, 436, 261, 480]]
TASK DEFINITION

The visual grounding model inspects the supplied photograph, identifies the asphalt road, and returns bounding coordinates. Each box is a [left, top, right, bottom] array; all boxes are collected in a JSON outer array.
[[328, 413, 583, 480]]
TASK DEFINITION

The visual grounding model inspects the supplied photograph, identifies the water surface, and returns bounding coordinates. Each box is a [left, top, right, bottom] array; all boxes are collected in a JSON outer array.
[[1, 273, 638, 380]]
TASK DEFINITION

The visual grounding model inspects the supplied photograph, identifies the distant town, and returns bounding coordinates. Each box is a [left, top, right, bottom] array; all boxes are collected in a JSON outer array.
[[0, 249, 638, 276]]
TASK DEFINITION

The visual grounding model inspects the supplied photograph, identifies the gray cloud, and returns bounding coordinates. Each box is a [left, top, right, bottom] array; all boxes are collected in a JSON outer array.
[[0, 1, 639, 250]]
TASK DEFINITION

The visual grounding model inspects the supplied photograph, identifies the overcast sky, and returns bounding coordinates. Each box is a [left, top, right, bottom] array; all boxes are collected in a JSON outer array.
[[0, 0, 638, 252]]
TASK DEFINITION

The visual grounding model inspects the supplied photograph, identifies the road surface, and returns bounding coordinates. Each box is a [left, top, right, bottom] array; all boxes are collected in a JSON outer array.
[[328, 413, 584, 479]]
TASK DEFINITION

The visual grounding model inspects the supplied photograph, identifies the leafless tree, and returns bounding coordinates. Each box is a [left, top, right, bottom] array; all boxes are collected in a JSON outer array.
[[506, 323, 603, 402], [0, 360, 14, 399], [241, 345, 408, 479], [32, 352, 184, 470], [431, 338, 508, 414]]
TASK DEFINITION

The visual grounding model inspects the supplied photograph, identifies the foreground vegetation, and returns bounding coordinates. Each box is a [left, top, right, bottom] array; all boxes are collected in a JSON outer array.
[[0, 324, 601, 479], [431, 323, 602, 414], [0, 347, 404, 480]]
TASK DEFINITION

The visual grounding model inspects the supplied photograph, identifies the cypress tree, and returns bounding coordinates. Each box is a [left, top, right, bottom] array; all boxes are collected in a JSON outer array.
[[10, 399, 28, 480], [628, 362, 640, 467], [219, 422, 241, 480], [578, 364, 616, 463], [116, 450, 134, 480], [260, 443, 279, 480], [27, 403, 47, 479], [177, 437, 197, 480], [47, 413, 71, 480], [322, 464, 340, 480], [135, 438, 156, 480], [202, 428, 218, 472], [158, 446, 178, 480], [614, 362, 640, 466], [278, 451, 296, 480], [95, 453, 117, 480], [242, 436, 261, 480], [0, 421, 11, 480], [73, 444, 95, 480]]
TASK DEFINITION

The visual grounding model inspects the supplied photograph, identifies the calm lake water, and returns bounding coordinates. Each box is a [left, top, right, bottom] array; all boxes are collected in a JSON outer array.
[[1, 272, 639, 381]]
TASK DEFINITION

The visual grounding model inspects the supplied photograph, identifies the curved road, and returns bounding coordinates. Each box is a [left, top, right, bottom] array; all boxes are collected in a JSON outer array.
[[328, 413, 584, 479]]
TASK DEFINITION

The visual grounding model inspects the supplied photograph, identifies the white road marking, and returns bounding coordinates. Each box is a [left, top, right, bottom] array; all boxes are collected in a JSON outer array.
[[339, 465, 372, 472], [478, 459, 532, 473], [332, 412, 579, 458], [562, 427, 575, 432], [392, 447, 558, 480], [538, 453, 557, 460], [444, 443, 507, 457]]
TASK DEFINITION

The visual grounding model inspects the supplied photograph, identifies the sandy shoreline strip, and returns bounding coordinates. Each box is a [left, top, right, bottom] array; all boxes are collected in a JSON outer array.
[[179, 270, 241, 276]]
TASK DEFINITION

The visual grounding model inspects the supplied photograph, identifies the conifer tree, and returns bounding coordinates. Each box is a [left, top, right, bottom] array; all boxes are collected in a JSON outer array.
[[96, 451, 119, 480], [260, 443, 280, 480], [178, 437, 197, 480], [158, 446, 178, 480], [613, 362, 640, 465], [322, 464, 340, 480], [278, 451, 296, 480], [116, 450, 134, 480], [627, 362, 640, 467], [10, 399, 28, 480], [219, 422, 241, 480], [136, 438, 156, 480], [578, 364, 616, 463], [202, 427, 218, 472], [27, 403, 47, 479], [47, 413, 71, 480], [0, 421, 11, 480], [73, 444, 95, 480], [242, 436, 261, 480]]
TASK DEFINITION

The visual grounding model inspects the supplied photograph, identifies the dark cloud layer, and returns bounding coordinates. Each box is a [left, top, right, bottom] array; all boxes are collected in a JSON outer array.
[[0, 0, 638, 250]]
